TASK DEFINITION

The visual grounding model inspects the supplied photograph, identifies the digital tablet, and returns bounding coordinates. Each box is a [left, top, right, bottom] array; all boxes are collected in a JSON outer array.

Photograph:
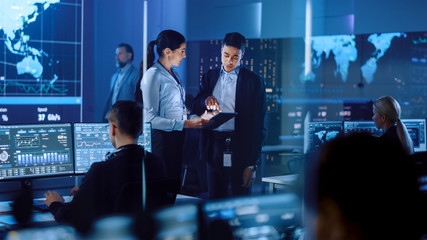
[[203, 112, 237, 130]]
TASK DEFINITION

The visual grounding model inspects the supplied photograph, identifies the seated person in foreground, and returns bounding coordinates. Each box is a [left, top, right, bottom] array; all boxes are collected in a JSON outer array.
[[43, 101, 166, 234], [307, 133, 426, 240]]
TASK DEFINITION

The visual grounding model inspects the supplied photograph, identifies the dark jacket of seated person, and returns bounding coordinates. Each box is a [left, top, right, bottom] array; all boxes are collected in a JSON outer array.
[[50, 145, 165, 233], [43, 101, 167, 234]]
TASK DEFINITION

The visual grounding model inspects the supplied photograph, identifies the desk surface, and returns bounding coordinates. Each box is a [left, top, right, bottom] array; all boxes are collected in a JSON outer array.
[[262, 174, 299, 185], [0, 196, 74, 227], [262, 145, 303, 153]]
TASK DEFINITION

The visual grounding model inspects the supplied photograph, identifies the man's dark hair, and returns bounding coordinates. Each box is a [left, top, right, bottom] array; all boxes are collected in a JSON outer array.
[[118, 43, 134, 61], [223, 32, 246, 52], [107, 100, 142, 139]]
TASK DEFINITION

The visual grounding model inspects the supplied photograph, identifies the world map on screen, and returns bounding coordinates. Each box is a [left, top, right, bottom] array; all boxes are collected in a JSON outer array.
[[360, 33, 406, 83], [302, 32, 406, 83], [0, 0, 81, 97], [1, 0, 59, 79], [314, 130, 340, 143]]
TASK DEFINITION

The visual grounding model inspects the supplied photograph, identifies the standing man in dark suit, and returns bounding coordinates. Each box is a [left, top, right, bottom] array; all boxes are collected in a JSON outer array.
[[192, 32, 266, 199], [103, 43, 140, 121]]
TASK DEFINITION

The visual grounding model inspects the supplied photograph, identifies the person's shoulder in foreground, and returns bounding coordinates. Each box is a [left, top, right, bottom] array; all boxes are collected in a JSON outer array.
[[306, 133, 427, 240]]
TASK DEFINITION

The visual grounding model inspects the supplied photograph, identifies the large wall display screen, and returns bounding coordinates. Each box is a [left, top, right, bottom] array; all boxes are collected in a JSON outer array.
[[0, 0, 82, 124]]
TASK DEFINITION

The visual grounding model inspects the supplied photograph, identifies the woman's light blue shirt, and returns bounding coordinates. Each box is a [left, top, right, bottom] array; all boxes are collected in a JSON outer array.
[[141, 62, 186, 131]]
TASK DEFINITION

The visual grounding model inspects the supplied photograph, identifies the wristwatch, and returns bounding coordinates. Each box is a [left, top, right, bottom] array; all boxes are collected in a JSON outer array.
[[247, 165, 257, 171]]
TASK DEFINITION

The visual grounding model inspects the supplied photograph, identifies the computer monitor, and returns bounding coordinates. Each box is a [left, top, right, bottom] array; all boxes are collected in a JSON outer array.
[[344, 119, 427, 152], [0, 123, 74, 180], [410, 151, 427, 195], [201, 193, 302, 239], [401, 119, 427, 152], [73, 122, 152, 174], [73, 123, 114, 174], [303, 111, 311, 154], [154, 204, 200, 240], [142, 122, 152, 152], [343, 121, 383, 137], [306, 121, 343, 153]]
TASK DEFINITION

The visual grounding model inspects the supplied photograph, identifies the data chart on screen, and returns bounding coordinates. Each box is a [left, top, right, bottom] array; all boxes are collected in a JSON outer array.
[[73, 122, 150, 174], [73, 123, 114, 174], [0, 123, 74, 180]]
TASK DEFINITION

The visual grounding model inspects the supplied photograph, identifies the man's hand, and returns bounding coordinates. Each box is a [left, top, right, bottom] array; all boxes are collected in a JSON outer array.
[[184, 117, 209, 128], [201, 110, 218, 120], [42, 191, 64, 207], [242, 167, 256, 188], [205, 96, 221, 112], [69, 186, 79, 196]]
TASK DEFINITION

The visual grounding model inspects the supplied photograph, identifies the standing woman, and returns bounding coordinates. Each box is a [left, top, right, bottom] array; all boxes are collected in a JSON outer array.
[[141, 30, 207, 202], [372, 96, 414, 155]]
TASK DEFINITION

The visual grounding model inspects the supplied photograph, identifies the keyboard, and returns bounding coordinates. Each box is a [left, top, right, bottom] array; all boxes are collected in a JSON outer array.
[[33, 195, 73, 212], [33, 200, 49, 212], [9, 196, 74, 212]]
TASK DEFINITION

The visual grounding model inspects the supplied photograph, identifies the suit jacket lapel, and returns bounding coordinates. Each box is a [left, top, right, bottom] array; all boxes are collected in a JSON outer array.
[[235, 67, 243, 115]]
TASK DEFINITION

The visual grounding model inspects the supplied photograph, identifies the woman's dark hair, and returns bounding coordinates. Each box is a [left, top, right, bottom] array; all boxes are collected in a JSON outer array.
[[147, 30, 185, 69]]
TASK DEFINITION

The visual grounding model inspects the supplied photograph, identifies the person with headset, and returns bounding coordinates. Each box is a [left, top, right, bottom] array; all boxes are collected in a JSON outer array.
[[43, 101, 166, 234]]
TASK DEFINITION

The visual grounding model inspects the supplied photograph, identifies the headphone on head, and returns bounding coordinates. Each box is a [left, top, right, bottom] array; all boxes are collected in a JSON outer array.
[[105, 144, 144, 160]]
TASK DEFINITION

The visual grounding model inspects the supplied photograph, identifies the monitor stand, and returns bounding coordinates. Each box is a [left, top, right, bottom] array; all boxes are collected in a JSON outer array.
[[21, 179, 34, 199], [11, 179, 34, 226]]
